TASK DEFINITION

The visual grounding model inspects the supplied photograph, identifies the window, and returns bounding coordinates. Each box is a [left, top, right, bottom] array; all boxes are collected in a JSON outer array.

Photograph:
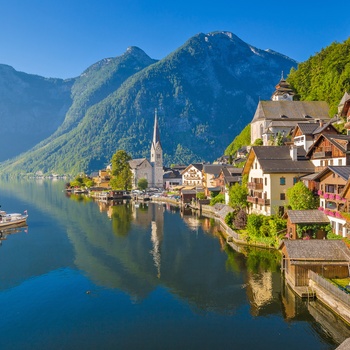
[[280, 193, 286, 200], [293, 177, 298, 185], [265, 177, 267, 186], [339, 159, 343, 166], [280, 177, 286, 185]]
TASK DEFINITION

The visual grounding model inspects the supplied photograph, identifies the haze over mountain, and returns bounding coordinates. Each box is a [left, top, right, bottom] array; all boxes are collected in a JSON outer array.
[[0, 31, 297, 175]]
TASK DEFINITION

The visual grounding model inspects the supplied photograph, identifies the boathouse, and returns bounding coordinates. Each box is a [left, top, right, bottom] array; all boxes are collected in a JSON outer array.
[[280, 240, 350, 287]]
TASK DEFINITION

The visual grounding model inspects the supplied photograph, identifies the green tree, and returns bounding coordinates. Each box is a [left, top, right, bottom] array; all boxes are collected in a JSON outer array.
[[286, 182, 318, 210], [138, 178, 148, 191], [229, 182, 248, 209], [110, 150, 132, 190], [210, 193, 225, 205]]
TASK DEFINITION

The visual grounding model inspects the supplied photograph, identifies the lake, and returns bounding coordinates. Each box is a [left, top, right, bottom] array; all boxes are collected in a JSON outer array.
[[0, 178, 349, 349]]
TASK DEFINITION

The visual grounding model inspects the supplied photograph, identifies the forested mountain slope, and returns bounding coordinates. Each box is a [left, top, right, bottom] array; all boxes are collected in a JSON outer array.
[[0, 32, 297, 175]]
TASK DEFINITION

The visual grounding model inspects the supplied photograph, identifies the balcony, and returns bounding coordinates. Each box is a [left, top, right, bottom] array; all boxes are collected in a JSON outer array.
[[247, 196, 258, 204], [257, 198, 270, 205], [248, 182, 263, 190], [313, 151, 332, 158]]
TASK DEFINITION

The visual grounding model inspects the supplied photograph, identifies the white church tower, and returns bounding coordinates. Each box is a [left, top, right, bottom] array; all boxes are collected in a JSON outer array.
[[150, 109, 163, 188]]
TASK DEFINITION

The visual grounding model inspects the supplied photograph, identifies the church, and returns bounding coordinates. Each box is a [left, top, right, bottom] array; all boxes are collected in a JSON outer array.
[[129, 110, 163, 189], [250, 75, 330, 145]]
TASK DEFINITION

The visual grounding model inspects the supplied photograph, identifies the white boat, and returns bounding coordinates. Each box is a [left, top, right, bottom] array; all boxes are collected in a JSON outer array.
[[0, 210, 28, 228]]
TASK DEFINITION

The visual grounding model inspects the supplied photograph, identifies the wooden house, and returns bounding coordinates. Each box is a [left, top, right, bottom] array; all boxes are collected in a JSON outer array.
[[180, 189, 197, 204], [292, 121, 338, 152], [306, 134, 350, 172], [284, 210, 329, 240], [280, 240, 350, 287]]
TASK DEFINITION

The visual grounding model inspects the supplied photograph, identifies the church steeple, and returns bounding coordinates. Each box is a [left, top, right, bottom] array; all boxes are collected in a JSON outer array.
[[271, 72, 295, 101], [152, 109, 161, 151], [150, 109, 163, 188]]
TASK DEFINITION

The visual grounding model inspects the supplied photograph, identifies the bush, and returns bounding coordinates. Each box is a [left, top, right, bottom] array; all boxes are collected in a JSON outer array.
[[210, 193, 225, 206]]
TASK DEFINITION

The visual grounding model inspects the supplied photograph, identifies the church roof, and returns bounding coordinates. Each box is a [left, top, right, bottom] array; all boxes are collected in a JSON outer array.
[[129, 158, 150, 169], [252, 101, 330, 123]]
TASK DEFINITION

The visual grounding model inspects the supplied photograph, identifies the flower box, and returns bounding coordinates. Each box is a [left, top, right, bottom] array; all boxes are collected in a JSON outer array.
[[324, 193, 329, 199], [318, 206, 324, 211], [329, 194, 335, 200], [336, 195, 341, 200], [335, 212, 342, 218], [317, 190, 323, 196]]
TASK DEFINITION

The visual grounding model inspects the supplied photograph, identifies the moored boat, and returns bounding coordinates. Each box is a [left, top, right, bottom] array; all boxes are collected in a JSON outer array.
[[0, 210, 28, 228]]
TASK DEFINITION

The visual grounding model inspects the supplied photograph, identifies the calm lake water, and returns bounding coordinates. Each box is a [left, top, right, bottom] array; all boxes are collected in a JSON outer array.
[[0, 178, 349, 349]]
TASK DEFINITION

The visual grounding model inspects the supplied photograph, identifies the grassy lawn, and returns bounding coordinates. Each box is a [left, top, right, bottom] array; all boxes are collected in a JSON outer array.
[[329, 278, 350, 289]]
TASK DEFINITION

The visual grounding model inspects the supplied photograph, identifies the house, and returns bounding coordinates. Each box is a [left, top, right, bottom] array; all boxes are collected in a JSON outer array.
[[284, 210, 329, 240], [280, 240, 350, 287], [313, 166, 350, 237], [181, 163, 204, 187], [93, 169, 111, 188], [217, 167, 243, 204], [250, 77, 330, 145], [243, 145, 314, 216], [163, 168, 182, 190], [202, 164, 229, 197], [292, 121, 338, 151], [181, 189, 197, 204], [339, 92, 350, 120], [306, 134, 350, 172]]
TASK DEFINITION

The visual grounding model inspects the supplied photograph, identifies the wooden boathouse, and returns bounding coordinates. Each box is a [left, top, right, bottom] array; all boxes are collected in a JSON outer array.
[[280, 240, 350, 290]]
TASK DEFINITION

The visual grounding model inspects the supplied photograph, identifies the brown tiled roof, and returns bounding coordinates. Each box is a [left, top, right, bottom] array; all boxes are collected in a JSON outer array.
[[281, 240, 350, 262], [286, 210, 329, 224]]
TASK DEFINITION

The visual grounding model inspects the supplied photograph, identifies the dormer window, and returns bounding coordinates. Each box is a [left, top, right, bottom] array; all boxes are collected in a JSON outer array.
[[280, 115, 288, 118], [304, 115, 312, 119]]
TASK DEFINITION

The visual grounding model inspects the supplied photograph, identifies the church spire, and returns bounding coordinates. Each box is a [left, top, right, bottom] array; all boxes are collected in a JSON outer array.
[[152, 108, 161, 148]]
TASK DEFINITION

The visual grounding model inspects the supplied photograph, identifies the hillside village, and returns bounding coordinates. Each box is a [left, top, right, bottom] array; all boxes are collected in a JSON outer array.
[[81, 77, 350, 315], [90, 77, 350, 240]]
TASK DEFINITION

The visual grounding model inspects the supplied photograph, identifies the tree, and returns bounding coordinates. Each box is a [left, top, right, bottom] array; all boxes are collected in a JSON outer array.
[[229, 182, 248, 209], [110, 150, 132, 191], [286, 182, 318, 210], [138, 178, 148, 191]]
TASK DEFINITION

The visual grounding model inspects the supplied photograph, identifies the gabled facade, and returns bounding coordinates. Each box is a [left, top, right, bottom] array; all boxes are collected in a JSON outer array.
[[292, 121, 338, 151], [129, 158, 153, 189], [181, 163, 204, 187], [314, 166, 350, 237], [243, 146, 314, 216], [306, 134, 350, 172], [251, 100, 330, 145]]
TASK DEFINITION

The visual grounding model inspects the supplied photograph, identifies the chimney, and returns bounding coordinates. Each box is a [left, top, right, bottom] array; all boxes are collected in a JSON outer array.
[[290, 145, 297, 161], [319, 120, 324, 127]]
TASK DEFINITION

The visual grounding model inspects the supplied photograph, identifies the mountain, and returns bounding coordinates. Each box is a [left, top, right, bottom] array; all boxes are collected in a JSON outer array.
[[0, 31, 297, 175], [0, 65, 73, 161]]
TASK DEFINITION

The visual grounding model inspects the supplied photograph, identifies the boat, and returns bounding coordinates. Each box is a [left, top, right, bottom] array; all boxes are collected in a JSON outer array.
[[0, 210, 28, 228]]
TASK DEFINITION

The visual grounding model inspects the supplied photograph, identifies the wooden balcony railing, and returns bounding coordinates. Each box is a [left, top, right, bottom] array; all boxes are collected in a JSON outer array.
[[248, 182, 263, 190]]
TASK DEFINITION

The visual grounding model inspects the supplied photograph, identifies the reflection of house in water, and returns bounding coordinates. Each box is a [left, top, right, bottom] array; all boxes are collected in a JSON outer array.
[[281, 280, 350, 344]]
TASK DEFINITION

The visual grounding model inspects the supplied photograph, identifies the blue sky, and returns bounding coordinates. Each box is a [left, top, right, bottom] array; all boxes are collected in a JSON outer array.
[[0, 0, 349, 79]]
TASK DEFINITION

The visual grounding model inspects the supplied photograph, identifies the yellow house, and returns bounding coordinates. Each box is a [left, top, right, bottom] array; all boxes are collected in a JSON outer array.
[[242, 146, 314, 216]]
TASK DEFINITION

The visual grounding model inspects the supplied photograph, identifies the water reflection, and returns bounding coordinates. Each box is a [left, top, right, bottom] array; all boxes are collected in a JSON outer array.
[[0, 178, 349, 348]]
